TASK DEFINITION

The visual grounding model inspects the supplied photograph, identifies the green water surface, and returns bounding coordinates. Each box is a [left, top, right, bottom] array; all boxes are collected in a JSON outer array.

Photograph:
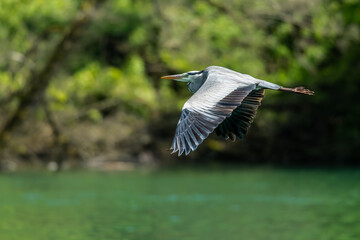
[[1, 168, 360, 240]]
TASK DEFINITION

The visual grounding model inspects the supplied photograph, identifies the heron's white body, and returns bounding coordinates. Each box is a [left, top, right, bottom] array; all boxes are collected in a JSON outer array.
[[184, 66, 280, 110], [161, 66, 313, 156]]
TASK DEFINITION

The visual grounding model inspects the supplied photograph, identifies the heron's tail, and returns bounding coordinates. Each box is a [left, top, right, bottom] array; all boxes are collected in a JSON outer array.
[[279, 87, 314, 95]]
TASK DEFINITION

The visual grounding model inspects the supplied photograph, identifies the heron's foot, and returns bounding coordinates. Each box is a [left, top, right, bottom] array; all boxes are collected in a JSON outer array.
[[294, 87, 314, 95], [279, 87, 314, 95]]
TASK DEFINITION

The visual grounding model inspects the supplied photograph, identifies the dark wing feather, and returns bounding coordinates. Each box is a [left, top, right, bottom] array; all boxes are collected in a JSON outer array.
[[171, 79, 256, 156], [215, 89, 265, 140]]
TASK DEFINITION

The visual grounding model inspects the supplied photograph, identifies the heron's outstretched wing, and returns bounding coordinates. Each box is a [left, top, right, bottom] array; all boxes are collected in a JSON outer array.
[[215, 89, 264, 140], [171, 74, 256, 156]]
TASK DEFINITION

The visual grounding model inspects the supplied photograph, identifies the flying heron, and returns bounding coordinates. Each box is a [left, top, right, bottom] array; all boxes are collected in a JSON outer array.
[[161, 66, 314, 156]]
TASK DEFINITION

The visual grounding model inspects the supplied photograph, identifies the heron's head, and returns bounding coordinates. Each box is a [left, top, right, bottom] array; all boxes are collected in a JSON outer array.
[[161, 70, 203, 82]]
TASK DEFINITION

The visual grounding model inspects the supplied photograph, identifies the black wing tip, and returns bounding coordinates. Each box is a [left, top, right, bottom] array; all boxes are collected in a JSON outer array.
[[215, 88, 264, 142]]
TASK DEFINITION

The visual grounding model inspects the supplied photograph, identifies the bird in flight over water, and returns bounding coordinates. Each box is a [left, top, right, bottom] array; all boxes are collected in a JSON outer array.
[[161, 66, 314, 156]]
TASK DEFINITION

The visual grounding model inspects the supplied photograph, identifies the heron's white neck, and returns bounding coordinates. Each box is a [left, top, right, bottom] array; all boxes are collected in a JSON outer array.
[[186, 73, 206, 93]]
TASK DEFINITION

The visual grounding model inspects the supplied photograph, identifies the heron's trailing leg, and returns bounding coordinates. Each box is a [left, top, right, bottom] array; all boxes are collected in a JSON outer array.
[[257, 81, 314, 95], [279, 87, 314, 95]]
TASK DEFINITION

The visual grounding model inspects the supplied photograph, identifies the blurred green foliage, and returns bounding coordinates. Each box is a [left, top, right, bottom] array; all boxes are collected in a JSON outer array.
[[0, 0, 359, 166]]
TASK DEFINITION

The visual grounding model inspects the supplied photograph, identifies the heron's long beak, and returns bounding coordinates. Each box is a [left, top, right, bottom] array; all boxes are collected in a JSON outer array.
[[161, 73, 187, 81]]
